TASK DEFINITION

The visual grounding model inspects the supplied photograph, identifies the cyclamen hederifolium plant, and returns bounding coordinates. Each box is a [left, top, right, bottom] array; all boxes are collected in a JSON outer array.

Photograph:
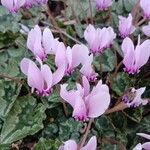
[[1, 0, 150, 150]]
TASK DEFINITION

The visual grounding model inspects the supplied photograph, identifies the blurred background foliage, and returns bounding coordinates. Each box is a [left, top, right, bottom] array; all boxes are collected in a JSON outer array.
[[0, 0, 150, 149]]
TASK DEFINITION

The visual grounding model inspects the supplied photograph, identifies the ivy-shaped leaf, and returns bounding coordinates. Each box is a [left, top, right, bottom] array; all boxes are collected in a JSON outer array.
[[0, 80, 22, 119], [94, 49, 117, 73], [0, 96, 46, 144]]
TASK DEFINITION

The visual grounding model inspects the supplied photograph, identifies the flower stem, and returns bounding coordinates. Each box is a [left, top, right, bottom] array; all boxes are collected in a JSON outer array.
[[104, 102, 127, 115], [79, 119, 93, 149]]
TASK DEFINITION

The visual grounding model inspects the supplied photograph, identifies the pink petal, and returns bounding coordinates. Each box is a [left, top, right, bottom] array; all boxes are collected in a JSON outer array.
[[72, 94, 87, 121], [41, 64, 53, 90], [140, 0, 150, 17], [52, 42, 66, 85], [81, 136, 97, 150], [82, 76, 90, 97], [42, 28, 56, 54], [133, 143, 142, 150], [90, 80, 109, 96], [52, 65, 65, 86], [59, 140, 77, 150], [121, 37, 135, 70], [142, 142, 150, 149], [137, 133, 150, 140], [80, 54, 97, 80], [76, 83, 84, 97], [66, 46, 73, 69], [119, 13, 135, 37], [135, 39, 150, 69], [1, 0, 13, 10], [84, 24, 96, 48], [55, 42, 66, 67], [27, 25, 44, 59], [18, 0, 26, 7], [87, 92, 110, 118], [71, 44, 89, 68], [60, 84, 77, 107], [142, 23, 150, 37], [20, 58, 44, 92]]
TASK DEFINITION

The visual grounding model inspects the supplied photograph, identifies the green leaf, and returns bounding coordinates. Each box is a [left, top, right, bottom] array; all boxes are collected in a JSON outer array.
[[0, 144, 10, 150], [94, 49, 117, 72], [58, 118, 83, 141], [112, 0, 124, 15], [64, 0, 96, 20], [34, 138, 61, 150], [0, 96, 46, 144], [0, 80, 22, 119], [123, 0, 138, 12], [1, 59, 20, 77], [111, 72, 132, 96]]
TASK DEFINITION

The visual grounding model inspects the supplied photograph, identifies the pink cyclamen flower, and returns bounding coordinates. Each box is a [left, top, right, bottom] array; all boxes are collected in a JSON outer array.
[[64, 44, 97, 81], [133, 133, 150, 150], [1, 0, 25, 13], [119, 13, 135, 38], [122, 87, 148, 107], [20, 43, 66, 96], [140, 0, 150, 19], [60, 76, 110, 121], [142, 22, 150, 37], [95, 0, 113, 11], [27, 25, 58, 61], [59, 136, 97, 150], [122, 37, 150, 74], [84, 24, 116, 55]]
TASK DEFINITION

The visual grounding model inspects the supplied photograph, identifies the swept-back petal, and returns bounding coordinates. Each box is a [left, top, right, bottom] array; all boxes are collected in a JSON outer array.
[[66, 46, 73, 69], [135, 39, 150, 69], [91, 80, 109, 96], [60, 84, 77, 107], [87, 90, 110, 118], [137, 133, 150, 140], [121, 37, 135, 69], [133, 143, 142, 150], [142, 142, 150, 149], [41, 64, 53, 90], [20, 58, 44, 92], [72, 44, 89, 68], [72, 94, 87, 121], [84, 24, 96, 47], [59, 140, 77, 150], [82, 76, 90, 97], [42, 28, 56, 54], [142, 23, 150, 37], [1, 0, 13, 10], [27, 25, 44, 59], [81, 136, 97, 150]]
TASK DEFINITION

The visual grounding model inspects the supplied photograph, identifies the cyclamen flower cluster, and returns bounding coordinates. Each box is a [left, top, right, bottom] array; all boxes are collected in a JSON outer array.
[[8, 0, 150, 148], [21, 25, 98, 96], [1, 0, 48, 13]]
